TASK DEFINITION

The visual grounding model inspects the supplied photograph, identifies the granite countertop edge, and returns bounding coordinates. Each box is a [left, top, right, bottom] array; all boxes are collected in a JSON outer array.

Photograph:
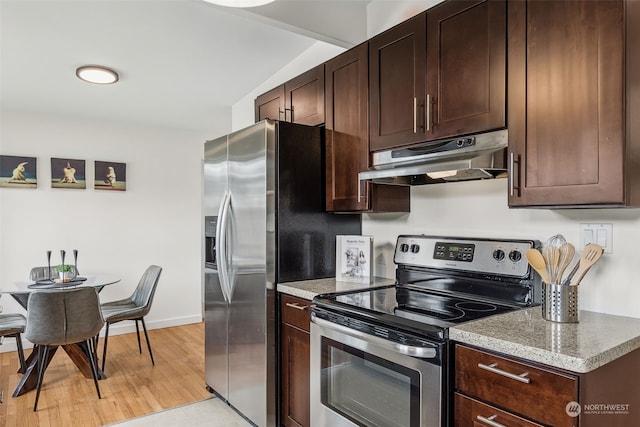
[[450, 310, 640, 373], [277, 277, 395, 301]]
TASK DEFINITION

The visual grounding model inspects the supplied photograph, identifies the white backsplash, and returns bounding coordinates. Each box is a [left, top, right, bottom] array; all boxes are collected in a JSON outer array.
[[362, 178, 640, 319]]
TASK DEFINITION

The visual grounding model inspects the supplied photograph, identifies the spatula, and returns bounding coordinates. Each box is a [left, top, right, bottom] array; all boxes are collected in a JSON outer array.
[[526, 249, 550, 284], [565, 243, 603, 286]]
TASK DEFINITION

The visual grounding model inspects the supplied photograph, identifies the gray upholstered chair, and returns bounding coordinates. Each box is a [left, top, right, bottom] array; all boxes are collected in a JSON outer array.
[[29, 265, 79, 281], [0, 313, 27, 372], [24, 287, 104, 411], [100, 265, 162, 372]]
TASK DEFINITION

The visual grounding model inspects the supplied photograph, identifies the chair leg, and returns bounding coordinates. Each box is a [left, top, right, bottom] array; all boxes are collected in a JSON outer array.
[[34, 345, 51, 412], [135, 319, 142, 354], [86, 339, 102, 399], [140, 318, 155, 366], [14, 333, 26, 373], [101, 322, 110, 372]]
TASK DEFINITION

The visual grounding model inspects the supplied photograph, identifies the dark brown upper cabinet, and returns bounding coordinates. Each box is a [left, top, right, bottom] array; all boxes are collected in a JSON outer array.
[[255, 85, 285, 122], [284, 65, 325, 126], [426, 0, 506, 140], [369, 2, 506, 153], [369, 12, 427, 152], [508, 0, 640, 207], [255, 65, 325, 126], [325, 43, 410, 213]]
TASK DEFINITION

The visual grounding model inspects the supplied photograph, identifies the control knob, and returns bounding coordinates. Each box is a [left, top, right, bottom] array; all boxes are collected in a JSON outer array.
[[399, 243, 410, 253], [508, 250, 522, 263], [410, 244, 420, 254], [492, 249, 505, 261]]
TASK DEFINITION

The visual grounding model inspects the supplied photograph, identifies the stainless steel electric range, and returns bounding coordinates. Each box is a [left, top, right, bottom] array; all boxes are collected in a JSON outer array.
[[310, 235, 541, 427]]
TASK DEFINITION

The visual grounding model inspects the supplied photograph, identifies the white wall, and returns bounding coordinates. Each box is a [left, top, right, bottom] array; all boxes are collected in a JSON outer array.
[[0, 109, 214, 352]]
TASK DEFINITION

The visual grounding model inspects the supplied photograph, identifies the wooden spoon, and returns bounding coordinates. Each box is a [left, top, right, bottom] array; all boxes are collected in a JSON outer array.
[[526, 249, 550, 284], [556, 243, 575, 285], [567, 243, 604, 286]]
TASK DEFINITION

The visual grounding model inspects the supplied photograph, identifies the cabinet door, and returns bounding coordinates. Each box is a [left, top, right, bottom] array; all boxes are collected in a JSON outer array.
[[508, 0, 625, 207], [325, 44, 410, 213], [255, 85, 285, 122], [426, 0, 506, 140], [369, 12, 427, 152], [285, 64, 325, 126], [325, 44, 370, 212], [280, 295, 311, 427]]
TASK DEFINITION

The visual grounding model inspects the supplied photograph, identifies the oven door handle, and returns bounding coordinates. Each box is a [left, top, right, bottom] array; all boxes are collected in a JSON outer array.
[[312, 315, 438, 359]]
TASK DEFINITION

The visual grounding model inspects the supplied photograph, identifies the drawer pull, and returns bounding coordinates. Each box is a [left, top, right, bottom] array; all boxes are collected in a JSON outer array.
[[478, 362, 531, 384], [477, 415, 506, 427], [285, 302, 308, 311]]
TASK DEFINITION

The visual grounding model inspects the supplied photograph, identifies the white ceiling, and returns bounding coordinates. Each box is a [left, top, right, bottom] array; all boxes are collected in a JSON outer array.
[[0, 0, 370, 133]]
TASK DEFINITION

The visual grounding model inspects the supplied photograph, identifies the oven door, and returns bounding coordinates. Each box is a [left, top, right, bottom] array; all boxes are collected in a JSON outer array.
[[310, 315, 443, 427]]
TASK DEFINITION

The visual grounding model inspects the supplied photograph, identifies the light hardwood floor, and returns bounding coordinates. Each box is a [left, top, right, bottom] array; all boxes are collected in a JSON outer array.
[[0, 322, 211, 426]]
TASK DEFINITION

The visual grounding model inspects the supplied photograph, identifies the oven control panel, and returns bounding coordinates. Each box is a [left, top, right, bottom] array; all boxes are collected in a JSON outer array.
[[433, 242, 475, 262], [394, 235, 536, 278]]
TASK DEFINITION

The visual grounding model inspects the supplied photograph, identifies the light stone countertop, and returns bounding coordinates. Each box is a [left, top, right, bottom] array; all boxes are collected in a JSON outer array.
[[278, 277, 395, 300], [450, 307, 640, 373]]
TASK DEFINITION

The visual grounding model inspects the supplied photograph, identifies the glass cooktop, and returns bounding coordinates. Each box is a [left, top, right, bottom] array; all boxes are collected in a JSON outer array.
[[316, 282, 518, 332]]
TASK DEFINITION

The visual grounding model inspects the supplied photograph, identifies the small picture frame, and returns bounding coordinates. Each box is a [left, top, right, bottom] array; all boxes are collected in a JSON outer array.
[[336, 235, 374, 283], [51, 158, 86, 189], [0, 155, 37, 188], [94, 161, 126, 191]]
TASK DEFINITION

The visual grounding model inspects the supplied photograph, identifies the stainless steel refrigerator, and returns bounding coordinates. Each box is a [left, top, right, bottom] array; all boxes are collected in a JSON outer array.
[[203, 120, 361, 427]]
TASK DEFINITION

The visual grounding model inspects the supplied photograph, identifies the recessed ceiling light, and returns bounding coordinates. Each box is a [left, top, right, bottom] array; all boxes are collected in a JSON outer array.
[[76, 65, 119, 85], [202, 0, 275, 7]]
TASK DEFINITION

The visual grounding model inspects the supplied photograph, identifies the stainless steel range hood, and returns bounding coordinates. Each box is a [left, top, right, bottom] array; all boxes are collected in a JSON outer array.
[[359, 129, 508, 185]]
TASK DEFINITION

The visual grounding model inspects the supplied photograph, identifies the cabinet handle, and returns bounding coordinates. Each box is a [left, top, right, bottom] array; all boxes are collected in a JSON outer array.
[[509, 152, 514, 196], [284, 107, 293, 122], [476, 415, 507, 427], [285, 302, 308, 311], [478, 362, 531, 384], [425, 94, 430, 131], [413, 97, 418, 133]]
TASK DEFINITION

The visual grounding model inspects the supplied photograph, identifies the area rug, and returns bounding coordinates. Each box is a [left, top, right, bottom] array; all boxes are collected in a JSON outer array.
[[108, 397, 253, 427]]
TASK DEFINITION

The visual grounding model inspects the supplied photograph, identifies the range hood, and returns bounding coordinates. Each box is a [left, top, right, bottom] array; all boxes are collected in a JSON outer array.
[[359, 129, 508, 185]]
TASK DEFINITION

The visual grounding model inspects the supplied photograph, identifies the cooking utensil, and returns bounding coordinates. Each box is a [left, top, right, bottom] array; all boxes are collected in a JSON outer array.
[[566, 243, 604, 286], [526, 249, 550, 284], [544, 234, 566, 283], [556, 242, 575, 284]]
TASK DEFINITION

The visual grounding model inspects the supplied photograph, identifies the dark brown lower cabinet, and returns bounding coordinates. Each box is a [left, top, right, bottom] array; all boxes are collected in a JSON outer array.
[[280, 294, 311, 427], [455, 344, 640, 427]]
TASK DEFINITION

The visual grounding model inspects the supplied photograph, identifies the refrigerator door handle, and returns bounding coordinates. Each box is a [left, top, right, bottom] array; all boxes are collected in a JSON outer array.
[[217, 190, 231, 302]]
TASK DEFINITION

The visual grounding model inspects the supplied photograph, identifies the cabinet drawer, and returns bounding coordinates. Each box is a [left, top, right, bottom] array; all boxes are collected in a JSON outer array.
[[455, 393, 544, 427], [455, 345, 577, 427], [280, 294, 311, 332]]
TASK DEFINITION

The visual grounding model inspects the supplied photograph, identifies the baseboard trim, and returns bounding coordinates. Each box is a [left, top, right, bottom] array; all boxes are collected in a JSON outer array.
[[0, 314, 203, 353]]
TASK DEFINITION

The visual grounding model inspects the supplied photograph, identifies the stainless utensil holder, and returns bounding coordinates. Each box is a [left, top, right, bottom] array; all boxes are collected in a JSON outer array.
[[542, 282, 579, 323]]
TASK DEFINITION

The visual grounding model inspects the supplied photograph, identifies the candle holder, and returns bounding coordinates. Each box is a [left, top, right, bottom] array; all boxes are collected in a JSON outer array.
[[46, 250, 52, 281]]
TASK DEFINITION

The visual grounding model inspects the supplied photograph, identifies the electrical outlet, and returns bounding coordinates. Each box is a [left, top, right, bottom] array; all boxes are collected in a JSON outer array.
[[580, 223, 612, 253]]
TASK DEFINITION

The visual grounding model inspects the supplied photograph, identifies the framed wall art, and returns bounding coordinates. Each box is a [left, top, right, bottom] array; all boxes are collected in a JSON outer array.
[[95, 160, 126, 191], [51, 158, 86, 189], [0, 155, 37, 188]]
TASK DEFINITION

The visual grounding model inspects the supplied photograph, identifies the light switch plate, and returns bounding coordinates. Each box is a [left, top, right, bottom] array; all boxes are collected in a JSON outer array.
[[580, 223, 612, 253]]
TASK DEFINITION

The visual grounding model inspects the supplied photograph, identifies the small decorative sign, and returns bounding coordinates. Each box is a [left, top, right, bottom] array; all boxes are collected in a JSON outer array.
[[51, 158, 86, 189], [0, 155, 37, 188], [336, 235, 374, 283], [95, 160, 126, 191]]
